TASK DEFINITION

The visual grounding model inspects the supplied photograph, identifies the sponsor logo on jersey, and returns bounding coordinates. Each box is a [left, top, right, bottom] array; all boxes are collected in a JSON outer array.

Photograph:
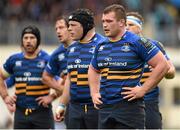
[[105, 57, 112, 61], [58, 53, 65, 61], [75, 59, 81, 64], [24, 72, 31, 77]]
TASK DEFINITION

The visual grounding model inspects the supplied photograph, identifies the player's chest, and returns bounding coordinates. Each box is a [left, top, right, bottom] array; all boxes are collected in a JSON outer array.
[[97, 42, 137, 68], [13, 59, 47, 73]]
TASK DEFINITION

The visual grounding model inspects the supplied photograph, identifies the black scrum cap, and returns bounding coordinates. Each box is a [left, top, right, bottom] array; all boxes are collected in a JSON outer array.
[[69, 9, 94, 40], [21, 25, 41, 48]]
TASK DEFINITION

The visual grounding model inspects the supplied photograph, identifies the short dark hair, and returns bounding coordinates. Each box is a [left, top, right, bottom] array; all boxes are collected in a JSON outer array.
[[103, 4, 126, 22], [55, 15, 69, 27], [126, 12, 144, 24]]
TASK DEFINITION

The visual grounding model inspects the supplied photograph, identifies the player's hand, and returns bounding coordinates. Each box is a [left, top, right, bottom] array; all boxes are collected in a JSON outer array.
[[36, 95, 54, 108], [4, 95, 17, 113], [91, 92, 103, 109], [4, 95, 17, 106], [6, 103, 16, 114], [121, 86, 146, 101], [55, 104, 66, 122]]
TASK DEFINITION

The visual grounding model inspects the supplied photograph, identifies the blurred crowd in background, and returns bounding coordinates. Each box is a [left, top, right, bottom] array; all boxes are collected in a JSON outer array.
[[0, 0, 180, 46]]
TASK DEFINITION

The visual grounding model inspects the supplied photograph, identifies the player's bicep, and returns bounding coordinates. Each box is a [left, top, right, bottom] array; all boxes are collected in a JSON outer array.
[[0, 67, 10, 79], [147, 51, 165, 68]]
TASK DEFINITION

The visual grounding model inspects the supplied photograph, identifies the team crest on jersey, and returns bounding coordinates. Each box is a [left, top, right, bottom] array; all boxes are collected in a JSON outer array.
[[98, 45, 105, 51], [89, 46, 95, 53], [37, 61, 45, 68], [121, 43, 130, 52], [15, 61, 22, 67], [58, 53, 65, 61], [69, 47, 76, 53], [75, 59, 81, 64]]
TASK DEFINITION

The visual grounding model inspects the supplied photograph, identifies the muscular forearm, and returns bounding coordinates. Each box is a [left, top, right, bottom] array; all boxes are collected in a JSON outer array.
[[142, 62, 169, 93], [59, 74, 70, 105], [0, 73, 9, 100], [164, 60, 176, 79], [42, 72, 63, 93], [49, 91, 59, 101], [0, 85, 9, 100], [88, 66, 100, 96]]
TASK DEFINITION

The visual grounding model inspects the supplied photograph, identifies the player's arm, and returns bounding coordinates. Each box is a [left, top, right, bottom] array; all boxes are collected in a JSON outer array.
[[0, 68, 10, 100], [0, 68, 16, 112], [88, 65, 102, 109], [165, 60, 176, 79], [59, 73, 70, 105], [37, 73, 66, 107], [142, 51, 169, 92], [36, 76, 66, 107], [122, 51, 169, 101], [155, 41, 176, 79], [55, 73, 70, 121], [42, 71, 63, 94]]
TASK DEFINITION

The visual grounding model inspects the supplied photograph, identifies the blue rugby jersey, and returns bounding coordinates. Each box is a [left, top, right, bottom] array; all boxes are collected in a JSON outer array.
[[67, 33, 106, 104], [3, 50, 50, 109], [141, 40, 169, 101], [45, 44, 70, 76], [91, 31, 160, 105]]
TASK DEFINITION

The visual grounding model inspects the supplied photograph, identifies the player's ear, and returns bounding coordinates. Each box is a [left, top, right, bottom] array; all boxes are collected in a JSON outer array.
[[119, 19, 126, 27]]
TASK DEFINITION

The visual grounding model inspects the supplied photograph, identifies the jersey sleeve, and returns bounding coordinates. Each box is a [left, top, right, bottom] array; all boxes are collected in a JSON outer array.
[[154, 41, 169, 60], [45, 53, 59, 76], [5, 76, 15, 88], [135, 37, 160, 62], [3, 56, 14, 75]]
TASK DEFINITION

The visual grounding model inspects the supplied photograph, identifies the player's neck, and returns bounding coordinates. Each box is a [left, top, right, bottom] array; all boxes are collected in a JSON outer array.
[[80, 28, 95, 43], [109, 27, 126, 42], [24, 48, 40, 59], [63, 38, 73, 48]]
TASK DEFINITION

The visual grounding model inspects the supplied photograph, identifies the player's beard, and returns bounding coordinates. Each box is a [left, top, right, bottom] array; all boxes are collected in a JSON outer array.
[[23, 44, 37, 54]]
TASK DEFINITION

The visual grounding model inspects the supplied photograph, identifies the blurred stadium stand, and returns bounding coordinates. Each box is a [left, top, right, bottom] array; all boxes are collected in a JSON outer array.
[[0, 0, 180, 46], [0, 0, 180, 129]]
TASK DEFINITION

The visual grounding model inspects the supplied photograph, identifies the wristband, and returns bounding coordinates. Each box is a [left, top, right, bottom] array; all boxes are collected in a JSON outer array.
[[58, 103, 66, 109], [55, 103, 66, 114]]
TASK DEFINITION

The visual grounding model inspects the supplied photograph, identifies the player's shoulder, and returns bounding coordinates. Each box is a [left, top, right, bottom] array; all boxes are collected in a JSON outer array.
[[93, 33, 107, 44], [38, 50, 49, 60], [66, 41, 78, 54], [124, 32, 153, 49], [39, 50, 49, 56], [51, 44, 65, 56], [124, 31, 141, 43], [8, 52, 23, 60], [68, 41, 79, 48], [94, 37, 109, 51], [148, 38, 164, 48]]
